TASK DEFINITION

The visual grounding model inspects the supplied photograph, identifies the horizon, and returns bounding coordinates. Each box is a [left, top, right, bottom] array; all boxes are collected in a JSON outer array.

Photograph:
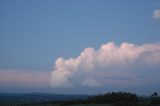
[[0, 91, 156, 97], [0, 0, 160, 95]]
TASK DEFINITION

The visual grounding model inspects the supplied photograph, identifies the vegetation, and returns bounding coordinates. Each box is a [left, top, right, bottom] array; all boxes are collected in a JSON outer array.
[[0, 92, 160, 106]]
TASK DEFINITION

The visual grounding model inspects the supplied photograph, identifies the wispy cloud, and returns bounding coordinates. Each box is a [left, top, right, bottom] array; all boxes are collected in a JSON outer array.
[[50, 42, 160, 88], [0, 69, 50, 87], [153, 9, 160, 19]]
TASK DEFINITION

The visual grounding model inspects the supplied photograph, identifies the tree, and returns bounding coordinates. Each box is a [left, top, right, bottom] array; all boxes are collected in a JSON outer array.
[[151, 92, 158, 98]]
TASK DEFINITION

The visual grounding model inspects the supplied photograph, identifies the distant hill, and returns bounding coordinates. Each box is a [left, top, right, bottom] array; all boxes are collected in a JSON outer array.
[[0, 93, 89, 103]]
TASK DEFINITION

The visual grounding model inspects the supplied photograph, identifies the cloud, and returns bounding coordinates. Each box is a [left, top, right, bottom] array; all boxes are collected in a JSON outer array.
[[153, 9, 160, 19], [50, 42, 160, 88], [83, 78, 100, 87], [0, 69, 49, 87]]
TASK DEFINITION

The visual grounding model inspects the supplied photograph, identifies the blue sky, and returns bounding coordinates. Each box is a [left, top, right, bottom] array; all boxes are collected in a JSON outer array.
[[0, 0, 160, 94]]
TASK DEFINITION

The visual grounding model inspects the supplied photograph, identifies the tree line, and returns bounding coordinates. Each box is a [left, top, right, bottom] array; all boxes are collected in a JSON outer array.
[[59, 92, 138, 106], [1, 92, 160, 106], [53, 92, 160, 106]]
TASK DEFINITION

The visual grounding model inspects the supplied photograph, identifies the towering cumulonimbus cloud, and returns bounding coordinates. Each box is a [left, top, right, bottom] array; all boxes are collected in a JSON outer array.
[[50, 42, 160, 88]]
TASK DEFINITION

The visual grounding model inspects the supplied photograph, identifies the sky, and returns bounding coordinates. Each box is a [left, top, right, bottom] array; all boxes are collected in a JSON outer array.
[[0, 0, 160, 95]]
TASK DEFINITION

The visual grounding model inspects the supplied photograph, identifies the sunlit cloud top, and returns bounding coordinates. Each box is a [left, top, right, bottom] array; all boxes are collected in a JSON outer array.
[[50, 42, 160, 88]]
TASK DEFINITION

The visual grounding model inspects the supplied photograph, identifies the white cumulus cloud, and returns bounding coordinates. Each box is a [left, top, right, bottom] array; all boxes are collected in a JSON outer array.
[[50, 42, 160, 88]]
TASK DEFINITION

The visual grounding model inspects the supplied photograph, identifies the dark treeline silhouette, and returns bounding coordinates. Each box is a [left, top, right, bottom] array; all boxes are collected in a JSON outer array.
[[52, 92, 160, 106], [150, 92, 160, 105], [61, 92, 138, 106], [86, 92, 138, 104], [1, 92, 160, 106]]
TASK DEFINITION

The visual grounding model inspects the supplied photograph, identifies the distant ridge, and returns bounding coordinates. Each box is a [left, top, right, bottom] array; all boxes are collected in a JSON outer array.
[[0, 92, 89, 103]]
